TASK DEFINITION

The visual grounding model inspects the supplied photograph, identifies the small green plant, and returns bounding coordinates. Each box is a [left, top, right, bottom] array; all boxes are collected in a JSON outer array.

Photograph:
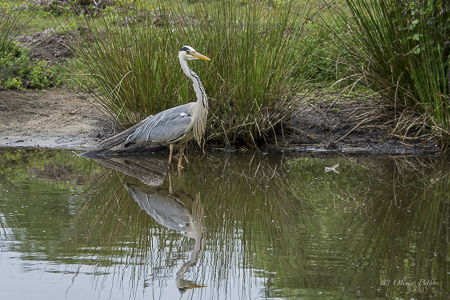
[[29, 60, 62, 88], [4, 76, 23, 89], [331, 108, 341, 113], [0, 39, 63, 90]]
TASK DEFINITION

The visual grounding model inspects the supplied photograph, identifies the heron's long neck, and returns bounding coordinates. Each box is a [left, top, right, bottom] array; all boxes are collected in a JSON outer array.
[[180, 59, 208, 109]]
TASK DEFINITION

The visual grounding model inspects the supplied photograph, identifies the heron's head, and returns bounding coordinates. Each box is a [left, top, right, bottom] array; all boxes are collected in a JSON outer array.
[[179, 46, 211, 61]]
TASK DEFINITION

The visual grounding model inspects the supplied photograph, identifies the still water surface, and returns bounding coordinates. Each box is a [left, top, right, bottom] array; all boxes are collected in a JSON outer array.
[[0, 149, 448, 299]]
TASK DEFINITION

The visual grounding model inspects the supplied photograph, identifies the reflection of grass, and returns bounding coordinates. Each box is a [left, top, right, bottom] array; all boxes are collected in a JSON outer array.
[[70, 168, 196, 288], [70, 153, 450, 298], [0, 149, 107, 268], [180, 153, 313, 296], [282, 155, 450, 297], [355, 156, 450, 295], [65, 152, 311, 296], [2, 150, 450, 298], [0, 149, 102, 186]]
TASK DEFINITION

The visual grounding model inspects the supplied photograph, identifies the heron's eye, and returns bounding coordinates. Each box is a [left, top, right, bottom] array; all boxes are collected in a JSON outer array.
[[186, 50, 191, 54]]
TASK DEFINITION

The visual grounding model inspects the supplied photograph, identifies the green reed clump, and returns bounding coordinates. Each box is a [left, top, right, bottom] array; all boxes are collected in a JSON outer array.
[[72, 0, 314, 147], [327, 0, 450, 150]]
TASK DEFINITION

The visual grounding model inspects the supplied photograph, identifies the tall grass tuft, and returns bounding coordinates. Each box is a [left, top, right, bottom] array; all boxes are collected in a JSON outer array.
[[326, 0, 450, 150], [72, 0, 315, 148]]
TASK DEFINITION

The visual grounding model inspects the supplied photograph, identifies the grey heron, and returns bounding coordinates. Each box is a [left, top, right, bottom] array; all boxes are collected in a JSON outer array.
[[124, 46, 210, 168], [126, 172, 206, 292]]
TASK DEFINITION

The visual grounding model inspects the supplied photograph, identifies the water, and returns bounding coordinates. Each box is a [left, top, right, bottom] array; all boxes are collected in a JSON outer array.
[[0, 149, 448, 299]]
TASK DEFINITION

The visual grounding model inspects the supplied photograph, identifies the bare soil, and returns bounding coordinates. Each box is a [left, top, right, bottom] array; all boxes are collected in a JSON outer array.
[[14, 28, 74, 65], [0, 29, 439, 154], [0, 29, 111, 150], [0, 88, 113, 149]]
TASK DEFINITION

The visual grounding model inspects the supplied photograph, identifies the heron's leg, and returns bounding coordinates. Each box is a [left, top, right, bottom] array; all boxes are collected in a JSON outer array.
[[183, 146, 189, 164], [168, 172, 174, 195], [178, 144, 186, 169], [168, 144, 175, 165], [178, 144, 189, 164], [177, 168, 183, 182]]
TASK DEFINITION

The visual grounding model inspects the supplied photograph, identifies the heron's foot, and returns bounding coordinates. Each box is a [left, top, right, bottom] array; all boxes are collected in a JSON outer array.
[[168, 162, 174, 171]]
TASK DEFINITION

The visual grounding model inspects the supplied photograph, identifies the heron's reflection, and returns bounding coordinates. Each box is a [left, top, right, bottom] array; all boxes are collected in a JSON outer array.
[[88, 155, 168, 186], [126, 171, 206, 293]]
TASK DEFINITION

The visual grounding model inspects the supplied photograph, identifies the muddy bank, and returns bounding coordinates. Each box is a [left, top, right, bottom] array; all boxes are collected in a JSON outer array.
[[280, 94, 438, 155], [0, 87, 439, 155], [0, 88, 113, 150]]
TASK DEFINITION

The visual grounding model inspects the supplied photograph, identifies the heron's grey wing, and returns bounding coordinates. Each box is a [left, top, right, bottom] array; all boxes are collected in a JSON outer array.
[[126, 184, 191, 232], [151, 112, 192, 143], [125, 105, 193, 144]]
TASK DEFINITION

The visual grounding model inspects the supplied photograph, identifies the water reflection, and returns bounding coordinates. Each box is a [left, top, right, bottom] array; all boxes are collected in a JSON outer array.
[[126, 172, 206, 293], [0, 149, 449, 299], [90, 154, 168, 186]]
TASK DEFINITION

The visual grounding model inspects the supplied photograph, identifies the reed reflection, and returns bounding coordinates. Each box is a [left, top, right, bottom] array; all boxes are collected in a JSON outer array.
[[89, 154, 168, 186], [81, 153, 450, 298], [4, 149, 449, 299], [126, 171, 206, 293]]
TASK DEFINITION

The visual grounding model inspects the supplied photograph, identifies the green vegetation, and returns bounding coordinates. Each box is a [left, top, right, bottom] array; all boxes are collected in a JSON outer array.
[[325, 0, 450, 149], [0, 0, 449, 150], [0, 39, 62, 89], [71, 0, 315, 147], [0, 10, 61, 90], [0, 10, 25, 88]]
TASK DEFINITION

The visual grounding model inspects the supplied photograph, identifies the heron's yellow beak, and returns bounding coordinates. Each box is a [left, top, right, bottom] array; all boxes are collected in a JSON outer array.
[[192, 52, 211, 61]]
